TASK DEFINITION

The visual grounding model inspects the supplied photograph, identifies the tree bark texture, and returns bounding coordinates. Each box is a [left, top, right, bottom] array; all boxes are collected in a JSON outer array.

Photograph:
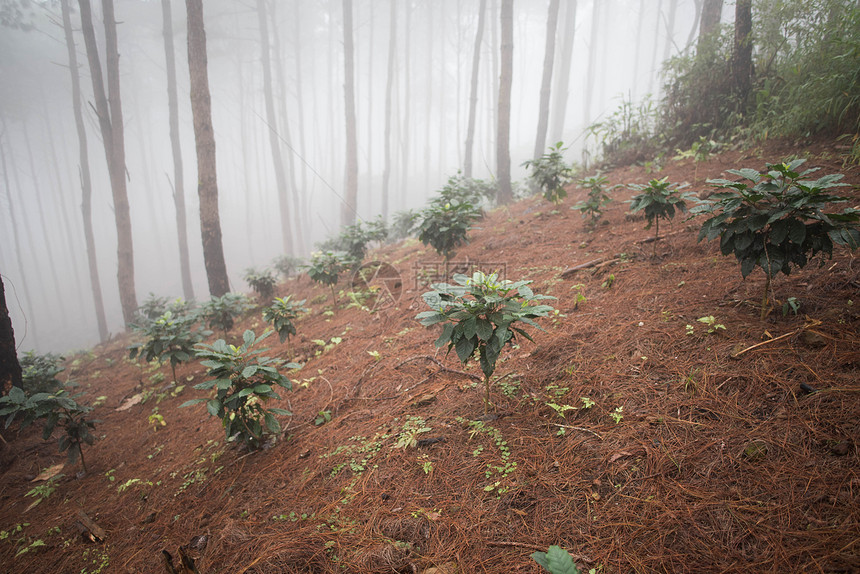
[[534, 0, 560, 159], [341, 0, 358, 226], [464, 0, 487, 178], [496, 0, 513, 204], [185, 0, 229, 297], [78, 0, 138, 326], [698, 0, 723, 52], [161, 0, 194, 301], [0, 274, 22, 395]]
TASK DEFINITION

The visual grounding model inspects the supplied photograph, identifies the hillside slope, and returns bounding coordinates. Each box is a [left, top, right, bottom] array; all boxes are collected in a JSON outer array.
[[1, 139, 858, 573]]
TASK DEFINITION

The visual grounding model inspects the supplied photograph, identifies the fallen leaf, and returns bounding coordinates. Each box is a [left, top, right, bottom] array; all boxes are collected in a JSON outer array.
[[609, 451, 632, 463], [32, 463, 65, 482], [116, 394, 143, 411]]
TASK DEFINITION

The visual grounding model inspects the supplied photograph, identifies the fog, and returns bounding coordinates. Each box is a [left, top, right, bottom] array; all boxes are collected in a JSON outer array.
[[0, 0, 718, 353]]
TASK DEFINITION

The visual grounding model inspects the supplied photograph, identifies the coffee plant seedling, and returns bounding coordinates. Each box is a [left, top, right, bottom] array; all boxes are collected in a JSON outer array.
[[417, 271, 556, 413], [320, 217, 388, 266], [0, 388, 98, 474], [417, 199, 482, 262], [692, 159, 860, 319], [243, 267, 278, 301], [198, 293, 253, 336], [389, 209, 420, 241], [129, 310, 209, 383], [262, 295, 308, 348], [306, 250, 353, 307], [531, 545, 581, 574], [19, 352, 67, 395], [572, 173, 612, 227], [272, 254, 304, 279], [182, 330, 300, 449], [628, 177, 694, 254], [523, 142, 575, 205]]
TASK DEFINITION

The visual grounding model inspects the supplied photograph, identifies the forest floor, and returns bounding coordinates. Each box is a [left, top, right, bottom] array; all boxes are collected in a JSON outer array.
[[1, 138, 859, 574]]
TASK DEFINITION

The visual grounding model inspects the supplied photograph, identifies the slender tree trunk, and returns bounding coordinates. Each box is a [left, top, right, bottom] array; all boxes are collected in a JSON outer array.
[[398, 0, 412, 210], [732, 0, 753, 112], [161, 0, 194, 301], [632, 0, 645, 98], [0, 273, 22, 395], [186, 0, 229, 296], [78, 0, 137, 326], [698, 0, 723, 52], [342, 0, 358, 225], [61, 0, 107, 342], [549, 0, 577, 144], [647, 0, 663, 96], [292, 0, 310, 232], [270, 0, 305, 255], [489, 0, 499, 174], [0, 138, 38, 350], [381, 0, 396, 220], [256, 0, 294, 256], [583, 0, 601, 126], [22, 122, 65, 317], [685, 0, 704, 52], [496, 0, 513, 204], [662, 0, 679, 61], [534, 0, 560, 159], [464, 0, 487, 178]]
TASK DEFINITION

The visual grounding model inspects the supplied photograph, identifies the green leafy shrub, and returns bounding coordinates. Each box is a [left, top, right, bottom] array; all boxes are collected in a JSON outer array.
[[417, 199, 481, 262], [389, 209, 420, 241], [272, 255, 304, 279], [586, 94, 661, 166], [523, 142, 575, 204], [19, 352, 66, 395], [181, 330, 299, 449], [692, 159, 860, 318], [627, 177, 694, 252], [531, 545, 581, 574], [198, 293, 253, 336], [319, 216, 388, 266], [0, 388, 98, 473], [572, 173, 612, 227], [262, 295, 308, 347], [129, 310, 209, 383], [134, 294, 195, 329], [306, 250, 352, 307], [416, 272, 556, 413], [243, 267, 278, 301]]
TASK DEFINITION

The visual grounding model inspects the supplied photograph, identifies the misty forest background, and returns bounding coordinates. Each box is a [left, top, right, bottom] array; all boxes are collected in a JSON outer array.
[[0, 0, 856, 355]]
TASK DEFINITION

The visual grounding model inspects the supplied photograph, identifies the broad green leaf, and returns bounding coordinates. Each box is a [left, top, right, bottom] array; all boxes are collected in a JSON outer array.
[[179, 398, 207, 408], [263, 411, 281, 434], [455, 335, 477, 364], [206, 399, 221, 417]]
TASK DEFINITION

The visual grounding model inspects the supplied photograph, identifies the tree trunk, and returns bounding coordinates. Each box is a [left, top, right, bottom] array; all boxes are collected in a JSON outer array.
[[256, 0, 294, 256], [496, 0, 513, 204], [698, 0, 723, 52], [647, 0, 663, 96], [381, 0, 396, 220], [78, 0, 137, 327], [161, 0, 194, 301], [185, 0, 229, 297], [534, 0, 560, 159], [341, 0, 358, 226], [549, 0, 577, 144], [270, 0, 305, 255], [464, 0, 487, 178], [398, 0, 412, 211], [61, 0, 108, 343], [732, 0, 753, 113], [293, 0, 310, 231], [0, 274, 22, 395], [582, 0, 600, 126], [662, 0, 679, 61]]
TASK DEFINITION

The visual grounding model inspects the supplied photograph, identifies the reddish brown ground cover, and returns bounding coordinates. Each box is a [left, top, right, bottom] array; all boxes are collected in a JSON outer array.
[[1, 139, 858, 573]]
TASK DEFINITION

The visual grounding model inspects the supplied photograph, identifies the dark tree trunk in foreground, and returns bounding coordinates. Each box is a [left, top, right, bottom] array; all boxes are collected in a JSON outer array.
[[464, 0, 487, 178], [533, 0, 560, 159], [549, 0, 577, 144], [256, 0, 294, 256], [161, 0, 194, 301], [341, 0, 358, 226], [496, 0, 513, 204], [186, 0, 229, 296], [0, 275, 22, 395], [732, 0, 753, 112], [78, 0, 138, 326]]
